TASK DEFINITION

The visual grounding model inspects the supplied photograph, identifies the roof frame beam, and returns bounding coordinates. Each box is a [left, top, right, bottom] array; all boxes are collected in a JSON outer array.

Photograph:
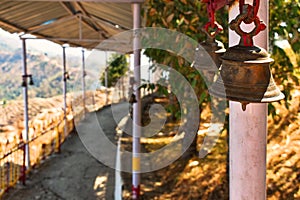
[[26, 15, 78, 34], [21, 37, 102, 42], [60, 1, 108, 39], [0, 17, 26, 33], [89, 14, 129, 30], [74, 2, 110, 37], [1, 0, 145, 49], [0, 17, 69, 44]]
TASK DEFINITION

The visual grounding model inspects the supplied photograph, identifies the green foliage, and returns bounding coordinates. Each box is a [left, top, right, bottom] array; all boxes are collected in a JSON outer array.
[[100, 54, 128, 87], [144, 0, 229, 42], [144, 0, 227, 118], [269, 0, 300, 50], [269, 0, 300, 109], [0, 49, 70, 101], [144, 0, 299, 118]]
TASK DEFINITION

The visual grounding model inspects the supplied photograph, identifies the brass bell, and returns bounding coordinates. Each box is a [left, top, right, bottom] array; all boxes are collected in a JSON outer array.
[[129, 93, 137, 104], [210, 45, 285, 110], [201, 38, 226, 67], [210, 5, 285, 111], [194, 37, 226, 84]]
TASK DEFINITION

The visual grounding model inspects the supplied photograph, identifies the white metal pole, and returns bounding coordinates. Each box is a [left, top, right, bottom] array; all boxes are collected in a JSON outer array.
[[132, 3, 141, 199], [115, 139, 124, 200], [122, 75, 125, 100], [105, 52, 108, 105], [128, 55, 132, 100], [21, 38, 30, 170], [229, 1, 268, 199], [82, 48, 86, 116], [62, 46, 68, 138]]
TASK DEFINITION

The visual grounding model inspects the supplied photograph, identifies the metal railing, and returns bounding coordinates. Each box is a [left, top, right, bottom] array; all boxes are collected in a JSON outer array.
[[0, 89, 126, 197], [0, 142, 25, 197], [0, 110, 74, 197]]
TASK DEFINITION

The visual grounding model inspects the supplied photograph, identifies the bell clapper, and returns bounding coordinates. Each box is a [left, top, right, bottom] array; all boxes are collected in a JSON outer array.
[[241, 102, 249, 111]]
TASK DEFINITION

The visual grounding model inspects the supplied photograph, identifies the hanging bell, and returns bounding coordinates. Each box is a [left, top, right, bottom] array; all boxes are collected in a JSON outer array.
[[201, 37, 226, 68], [21, 74, 34, 87], [210, 45, 285, 110], [29, 75, 34, 86], [64, 72, 70, 81], [129, 93, 137, 104], [194, 37, 226, 84], [210, 5, 284, 111]]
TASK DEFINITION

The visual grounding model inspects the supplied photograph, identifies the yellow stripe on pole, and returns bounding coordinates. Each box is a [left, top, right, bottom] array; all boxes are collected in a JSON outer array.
[[132, 157, 140, 171]]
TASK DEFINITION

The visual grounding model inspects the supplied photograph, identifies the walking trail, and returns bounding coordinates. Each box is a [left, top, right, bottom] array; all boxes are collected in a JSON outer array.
[[3, 103, 129, 200]]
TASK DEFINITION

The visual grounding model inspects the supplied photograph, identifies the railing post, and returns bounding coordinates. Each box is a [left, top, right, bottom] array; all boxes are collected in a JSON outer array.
[[55, 126, 61, 153], [82, 48, 86, 116], [6, 162, 9, 190], [21, 142, 26, 185], [105, 52, 109, 105]]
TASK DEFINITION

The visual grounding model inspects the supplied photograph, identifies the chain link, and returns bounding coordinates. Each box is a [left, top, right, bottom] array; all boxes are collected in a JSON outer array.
[[202, 0, 226, 38], [239, 0, 260, 24], [230, 0, 265, 46]]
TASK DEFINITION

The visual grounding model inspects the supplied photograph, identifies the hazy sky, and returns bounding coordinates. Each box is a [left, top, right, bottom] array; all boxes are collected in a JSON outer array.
[[0, 28, 86, 57], [0, 28, 151, 81]]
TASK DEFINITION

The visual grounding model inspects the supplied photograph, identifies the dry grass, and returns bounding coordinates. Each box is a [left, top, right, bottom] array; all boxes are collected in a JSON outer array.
[[122, 88, 300, 199]]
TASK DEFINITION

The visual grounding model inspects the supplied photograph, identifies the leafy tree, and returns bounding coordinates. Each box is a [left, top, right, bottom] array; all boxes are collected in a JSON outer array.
[[269, 0, 300, 113], [144, 0, 299, 116], [143, 0, 299, 159], [100, 54, 128, 87], [143, 0, 228, 119]]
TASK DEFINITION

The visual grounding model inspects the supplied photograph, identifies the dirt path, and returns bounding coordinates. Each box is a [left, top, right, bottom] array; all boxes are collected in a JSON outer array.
[[3, 103, 129, 200]]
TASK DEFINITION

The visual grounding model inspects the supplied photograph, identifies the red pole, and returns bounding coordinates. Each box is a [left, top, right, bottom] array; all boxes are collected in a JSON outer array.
[[21, 142, 26, 185]]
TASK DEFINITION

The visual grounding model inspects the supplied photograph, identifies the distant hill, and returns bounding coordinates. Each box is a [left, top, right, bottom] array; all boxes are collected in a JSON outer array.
[[0, 46, 86, 101], [0, 29, 113, 102]]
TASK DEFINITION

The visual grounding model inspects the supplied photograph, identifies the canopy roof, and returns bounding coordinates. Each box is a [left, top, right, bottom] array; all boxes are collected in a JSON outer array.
[[0, 0, 144, 49]]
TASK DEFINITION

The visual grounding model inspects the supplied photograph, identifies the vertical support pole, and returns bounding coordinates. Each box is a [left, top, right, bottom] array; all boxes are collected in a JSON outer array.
[[62, 46, 68, 138], [132, 3, 141, 200], [21, 38, 30, 171], [148, 59, 151, 95], [118, 78, 121, 101], [82, 48, 86, 116], [128, 55, 133, 100], [121, 75, 125, 100], [229, 1, 268, 199], [105, 52, 108, 105]]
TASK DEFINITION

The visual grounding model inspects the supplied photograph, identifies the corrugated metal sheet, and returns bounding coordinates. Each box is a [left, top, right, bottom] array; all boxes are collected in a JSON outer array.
[[0, 0, 144, 50]]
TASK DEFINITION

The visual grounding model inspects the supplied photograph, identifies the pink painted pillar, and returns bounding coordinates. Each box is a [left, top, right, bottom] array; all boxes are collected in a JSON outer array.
[[229, 0, 269, 199]]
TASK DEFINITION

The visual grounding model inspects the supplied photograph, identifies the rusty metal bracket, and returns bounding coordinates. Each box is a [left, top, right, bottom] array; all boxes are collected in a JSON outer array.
[[229, 5, 266, 46]]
